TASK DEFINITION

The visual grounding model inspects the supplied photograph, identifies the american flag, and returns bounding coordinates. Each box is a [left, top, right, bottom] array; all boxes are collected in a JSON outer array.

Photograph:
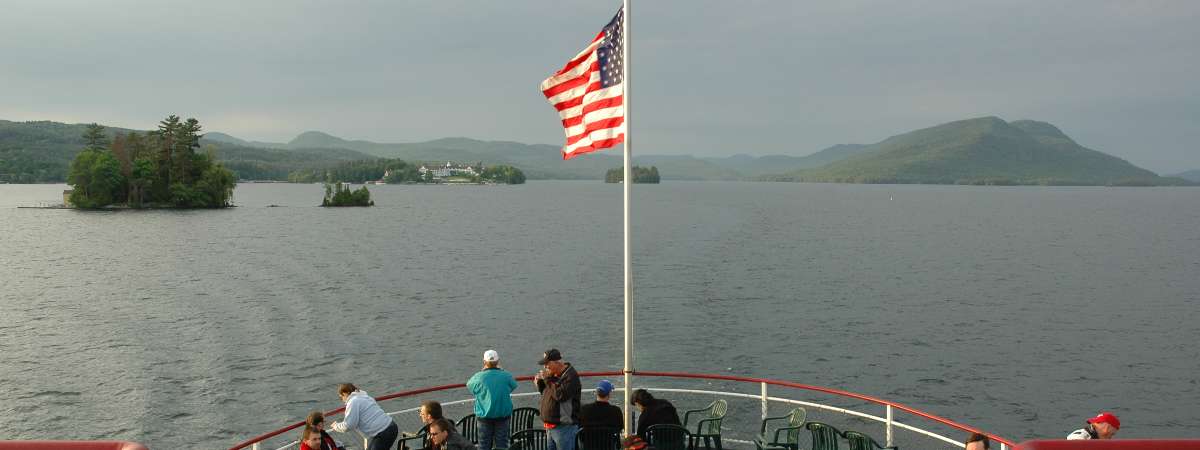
[[541, 8, 625, 160]]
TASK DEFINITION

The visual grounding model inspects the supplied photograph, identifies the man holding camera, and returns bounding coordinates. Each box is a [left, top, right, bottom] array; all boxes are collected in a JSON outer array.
[[535, 348, 582, 450]]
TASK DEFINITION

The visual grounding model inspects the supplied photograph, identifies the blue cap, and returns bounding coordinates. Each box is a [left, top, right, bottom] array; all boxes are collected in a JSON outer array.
[[596, 379, 615, 395]]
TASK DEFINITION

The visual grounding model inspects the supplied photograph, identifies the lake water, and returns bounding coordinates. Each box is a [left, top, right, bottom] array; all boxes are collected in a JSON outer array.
[[1, 182, 1198, 449]]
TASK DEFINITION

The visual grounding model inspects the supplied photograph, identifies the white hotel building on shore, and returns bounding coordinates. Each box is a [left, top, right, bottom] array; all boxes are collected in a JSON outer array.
[[417, 162, 482, 179]]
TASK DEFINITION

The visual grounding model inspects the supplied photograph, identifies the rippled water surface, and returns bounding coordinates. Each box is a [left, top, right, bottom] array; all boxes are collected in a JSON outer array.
[[1, 182, 1198, 449]]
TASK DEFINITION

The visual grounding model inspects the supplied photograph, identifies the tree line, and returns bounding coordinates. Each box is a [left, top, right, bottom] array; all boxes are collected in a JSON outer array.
[[67, 116, 236, 208], [605, 166, 660, 183]]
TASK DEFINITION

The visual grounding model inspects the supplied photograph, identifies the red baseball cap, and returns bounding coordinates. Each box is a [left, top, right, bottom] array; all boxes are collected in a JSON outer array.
[[1087, 412, 1120, 430]]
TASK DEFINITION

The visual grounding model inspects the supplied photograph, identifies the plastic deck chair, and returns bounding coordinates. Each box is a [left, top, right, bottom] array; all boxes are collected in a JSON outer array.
[[646, 424, 693, 450], [511, 429, 548, 450], [754, 407, 807, 450], [683, 400, 727, 450], [842, 430, 897, 450], [397, 424, 431, 450], [510, 407, 542, 435], [805, 422, 844, 450], [458, 414, 480, 443], [576, 427, 622, 450]]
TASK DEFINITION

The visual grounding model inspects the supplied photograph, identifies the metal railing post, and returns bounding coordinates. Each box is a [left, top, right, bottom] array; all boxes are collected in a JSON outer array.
[[251, 443, 260, 450], [885, 405, 894, 447], [364, 436, 369, 450], [760, 382, 768, 421], [1000, 443, 1008, 450]]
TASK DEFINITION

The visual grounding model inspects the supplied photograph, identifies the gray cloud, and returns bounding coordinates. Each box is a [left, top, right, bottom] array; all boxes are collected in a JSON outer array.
[[1, 0, 1197, 172]]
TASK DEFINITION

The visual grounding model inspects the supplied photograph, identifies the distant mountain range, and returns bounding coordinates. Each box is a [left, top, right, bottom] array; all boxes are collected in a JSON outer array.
[[1168, 169, 1200, 182], [2, 117, 1193, 185], [766, 117, 1192, 186]]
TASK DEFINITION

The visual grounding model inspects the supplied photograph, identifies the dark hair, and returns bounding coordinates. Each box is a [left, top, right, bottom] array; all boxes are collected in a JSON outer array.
[[430, 418, 455, 434], [338, 383, 358, 396], [631, 389, 654, 406], [965, 433, 991, 449], [306, 411, 325, 428], [422, 400, 444, 419]]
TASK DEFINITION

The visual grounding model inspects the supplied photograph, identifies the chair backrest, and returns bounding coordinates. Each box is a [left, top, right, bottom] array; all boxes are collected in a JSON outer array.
[[511, 407, 541, 435], [576, 427, 621, 450], [511, 429, 548, 450], [775, 407, 808, 446], [842, 430, 887, 450], [646, 424, 692, 450], [458, 414, 479, 443], [805, 422, 843, 450], [693, 400, 728, 435]]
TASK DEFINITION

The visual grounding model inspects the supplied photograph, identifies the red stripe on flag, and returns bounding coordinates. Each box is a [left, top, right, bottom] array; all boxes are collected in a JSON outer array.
[[565, 116, 625, 146], [563, 134, 625, 160]]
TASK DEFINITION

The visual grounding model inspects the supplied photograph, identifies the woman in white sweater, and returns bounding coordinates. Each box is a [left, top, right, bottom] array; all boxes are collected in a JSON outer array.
[[329, 383, 399, 450]]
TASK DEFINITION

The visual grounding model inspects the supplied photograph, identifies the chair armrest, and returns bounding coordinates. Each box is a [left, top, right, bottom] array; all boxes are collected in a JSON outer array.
[[694, 418, 722, 435], [771, 425, 804, 444], [758, 415, 790, 433], [682, 408, 707, 427]]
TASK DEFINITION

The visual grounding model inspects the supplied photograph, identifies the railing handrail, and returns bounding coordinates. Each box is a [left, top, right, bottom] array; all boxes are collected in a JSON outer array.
[[229, 370, 1013, 449]]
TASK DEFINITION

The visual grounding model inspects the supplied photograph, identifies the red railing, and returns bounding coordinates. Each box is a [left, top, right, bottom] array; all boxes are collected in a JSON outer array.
[[230, 370, 1013, 450]]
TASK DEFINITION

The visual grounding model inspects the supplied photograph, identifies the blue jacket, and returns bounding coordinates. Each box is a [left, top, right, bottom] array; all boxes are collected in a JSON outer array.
[[467, 367, 518, 419]]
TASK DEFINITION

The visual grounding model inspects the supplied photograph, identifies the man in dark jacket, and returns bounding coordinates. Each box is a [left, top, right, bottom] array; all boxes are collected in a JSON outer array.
[[579, 379, 623, 431], [430, 418, 478, 450], [631, 389, 680, 438], [535, 348, 582, 450]]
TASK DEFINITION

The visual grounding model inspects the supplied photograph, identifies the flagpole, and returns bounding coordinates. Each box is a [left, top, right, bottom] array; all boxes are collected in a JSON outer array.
[[621, 0, 634, 439]]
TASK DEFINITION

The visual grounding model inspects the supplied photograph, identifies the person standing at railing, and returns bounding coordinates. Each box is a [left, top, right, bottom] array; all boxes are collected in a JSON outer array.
[[468, 349, 518, 450], [535, 348, 582, 450], [1067, 412, 1120, 440], [329, 383, 400, 450]]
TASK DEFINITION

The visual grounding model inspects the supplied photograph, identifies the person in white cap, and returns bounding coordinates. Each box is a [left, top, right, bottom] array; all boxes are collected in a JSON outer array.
[[467, 349, 518, 450]]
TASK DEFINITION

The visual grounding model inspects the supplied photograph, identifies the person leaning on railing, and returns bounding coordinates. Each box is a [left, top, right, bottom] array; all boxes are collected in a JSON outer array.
[[468, 349, 518, 450], [328, 383, 399, 450], [535, 348, 582, 450], [1067, 412, 1120, 440]]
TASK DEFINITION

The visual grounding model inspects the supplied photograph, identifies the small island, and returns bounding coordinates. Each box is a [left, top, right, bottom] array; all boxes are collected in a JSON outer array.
[[322, 182, 374, 207], [65, 116, 236, 209], [605, 166, 660, 184]]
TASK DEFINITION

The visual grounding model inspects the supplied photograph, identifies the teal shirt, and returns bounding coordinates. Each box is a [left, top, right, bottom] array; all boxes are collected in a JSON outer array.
[[467, 367, 518, 419]]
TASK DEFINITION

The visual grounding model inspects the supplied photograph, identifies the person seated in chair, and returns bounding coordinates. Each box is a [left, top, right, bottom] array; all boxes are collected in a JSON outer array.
[[430, 417, 478, 450], [579, 380, 623, 431], [631, 389, 680, 438]]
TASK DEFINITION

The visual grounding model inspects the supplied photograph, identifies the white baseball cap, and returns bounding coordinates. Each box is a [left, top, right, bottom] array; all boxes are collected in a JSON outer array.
[[483, 349, 500, 362]]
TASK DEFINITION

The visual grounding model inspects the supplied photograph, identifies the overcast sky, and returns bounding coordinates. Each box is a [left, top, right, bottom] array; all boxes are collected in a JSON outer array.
[[2, 0, 1197, 172]]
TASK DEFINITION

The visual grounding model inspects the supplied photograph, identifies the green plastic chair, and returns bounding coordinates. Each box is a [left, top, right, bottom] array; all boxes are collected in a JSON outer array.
[[510, 407, 541, 435], [396, 423, 431, 450], [576, 427, 621, 450], [511, 429, 548, 450], [805, 422, 843, 450], [842, 430, 896, 450], [646, 424, 693, 450], [683, 400, 727, 450], [754, 407, 806, 450], [458, 414, 479, 444]]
